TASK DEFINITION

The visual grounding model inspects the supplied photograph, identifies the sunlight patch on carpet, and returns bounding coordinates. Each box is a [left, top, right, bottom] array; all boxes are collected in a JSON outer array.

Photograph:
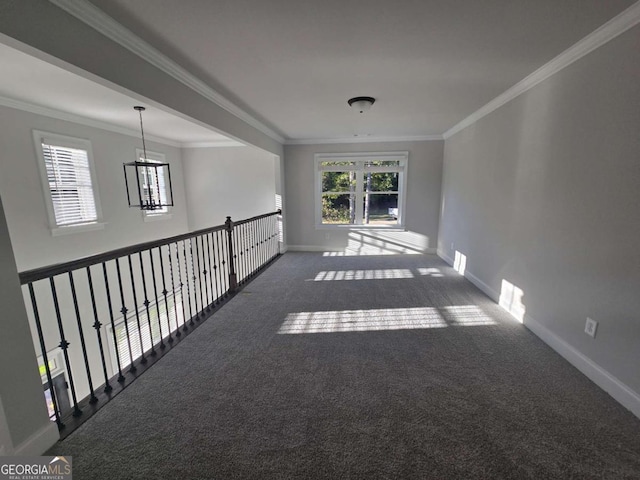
[[279, 305, 496, 334]]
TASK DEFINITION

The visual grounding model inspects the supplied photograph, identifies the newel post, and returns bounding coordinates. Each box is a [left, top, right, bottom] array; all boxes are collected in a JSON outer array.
[[225, 216, 238, 293]]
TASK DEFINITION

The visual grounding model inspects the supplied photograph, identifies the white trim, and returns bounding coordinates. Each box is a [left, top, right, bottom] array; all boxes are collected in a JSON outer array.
[[182, 141, 245, 148], [315, 224, 406, 231], [0, 95, 248, 149], [143, 213, 173, 223], [13, 422, 60, 456], [436, 251, 640, 419], [1, 95, 180, 147], [49, 0, 285, 144], [443, 2, 640, 139], [0, 396, 13, 455], [51, 222, 106, 236], [524, 313, 640, 419], [288, 245, 437, 254], [465, 270, 499, 303], [32, 130, 104, 232], [287, 245, 344, 252], [314, 152, 408, 228], [286, 135, 443, 145]]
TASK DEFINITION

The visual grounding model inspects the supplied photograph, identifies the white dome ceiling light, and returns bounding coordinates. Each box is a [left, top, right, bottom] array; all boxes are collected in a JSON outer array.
[[348, 96, 376, 113]]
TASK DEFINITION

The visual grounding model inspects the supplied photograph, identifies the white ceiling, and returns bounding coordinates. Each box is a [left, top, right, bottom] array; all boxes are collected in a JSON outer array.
[[0, 1, 635, 145], [85, 0, 636, 141], [0, 42, 241, 146]]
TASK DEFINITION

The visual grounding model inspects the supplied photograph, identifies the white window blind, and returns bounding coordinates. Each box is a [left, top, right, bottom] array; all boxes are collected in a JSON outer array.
[[41, 141, 98, 226]]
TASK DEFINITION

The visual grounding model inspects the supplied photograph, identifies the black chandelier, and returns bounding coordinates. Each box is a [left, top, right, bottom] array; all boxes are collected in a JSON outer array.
[[123, 106, 174, 211]]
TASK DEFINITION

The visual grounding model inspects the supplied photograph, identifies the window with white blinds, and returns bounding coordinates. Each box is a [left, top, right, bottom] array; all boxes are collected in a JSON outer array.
[[34, 131, 102, 230]]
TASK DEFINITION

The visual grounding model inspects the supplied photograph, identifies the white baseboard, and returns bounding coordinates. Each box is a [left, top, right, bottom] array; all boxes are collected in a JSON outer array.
[[436, 251, 640, 419], [523, 314, 640, 418], [464, 270, 500, 303], [286, 245, 343, 252], [13, 422, 59, 456], [0, 396, 13, 455], [289, 245, 437, 254]]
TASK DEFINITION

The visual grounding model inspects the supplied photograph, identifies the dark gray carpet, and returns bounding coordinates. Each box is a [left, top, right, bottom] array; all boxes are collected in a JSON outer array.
[[50, 252, 640, 479]]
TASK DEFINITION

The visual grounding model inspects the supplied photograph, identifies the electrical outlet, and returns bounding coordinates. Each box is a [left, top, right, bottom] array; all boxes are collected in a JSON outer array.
[[585, 317, 598, 338], [450, 242, 454, 250]]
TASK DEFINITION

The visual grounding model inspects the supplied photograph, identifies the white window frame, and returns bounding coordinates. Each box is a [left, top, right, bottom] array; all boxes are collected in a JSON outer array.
[[314, 151, 408, 229], [135, 149, 172, 222], [33, 130, 104, 236]]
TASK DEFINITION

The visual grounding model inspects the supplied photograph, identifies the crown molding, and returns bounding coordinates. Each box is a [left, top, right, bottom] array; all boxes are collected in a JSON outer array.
[[0, 95, 243, 149], [181, 140, 245, 148], [0, 95, 182, 147], [443, 1, 640, 139], [49, 0, 286, 145], [285, 134, 443, 146]]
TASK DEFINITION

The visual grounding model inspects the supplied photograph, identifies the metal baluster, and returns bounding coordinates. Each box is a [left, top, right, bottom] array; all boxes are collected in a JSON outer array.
[[223, 227, 231, 294], [216, 230, 226, 298], [239, 223, 246, 284], [272, 215, 278, 259], [268, 216, 273, 259], [243, 223, 250, 282], [257, 219, 263, 271], [127, 255, 148, 364], [138, 252, 156, 357], [254, 219, 260, 273], [248, 221, 255, 277], [238, 223, 246, 284], [103, 262, 125, 382], [115, 258, 137, 373], [198, 235, 207, 310], [193, 237, 204, 317], [158, 245, 174, 344], [204, 233, 214, 308], [168, 243, 183, 337], [176, 242, 189, 331], [225, 217, 237, 293], [249, 222, 255, 275], [68, 271, 97, 404], [148, 248, 165, 350], [257, 217, 264, 270], [49, 277, 82, 417], [182, 240, 194, 327], [86, 266, 112, 393], [28, 283, 64, 428], [262, 217, 270, 265]]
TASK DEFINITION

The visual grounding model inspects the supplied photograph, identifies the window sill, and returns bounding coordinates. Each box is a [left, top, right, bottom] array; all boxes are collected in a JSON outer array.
[[315, 224, 405, 231], [51, 222, 106, 236], [143, 213, 173, 223]]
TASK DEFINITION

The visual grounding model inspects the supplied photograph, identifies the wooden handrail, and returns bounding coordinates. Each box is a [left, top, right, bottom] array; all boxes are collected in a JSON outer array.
[[19, 210, 281, 285]]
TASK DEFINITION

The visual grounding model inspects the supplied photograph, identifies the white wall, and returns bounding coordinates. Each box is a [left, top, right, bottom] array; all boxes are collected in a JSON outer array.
[[438, 26, 640, 415], [0, 1, 284, 157], [284, 141, 443, 253], [183, 146, 277, 230], [0, 105, 193, 426], [0, 196, 59, 454], [0, 106, 190, 271]]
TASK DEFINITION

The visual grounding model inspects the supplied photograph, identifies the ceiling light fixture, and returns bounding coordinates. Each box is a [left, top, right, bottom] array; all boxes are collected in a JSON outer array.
[[348, 96, 375, 113], [123, 106, 174, 211]]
